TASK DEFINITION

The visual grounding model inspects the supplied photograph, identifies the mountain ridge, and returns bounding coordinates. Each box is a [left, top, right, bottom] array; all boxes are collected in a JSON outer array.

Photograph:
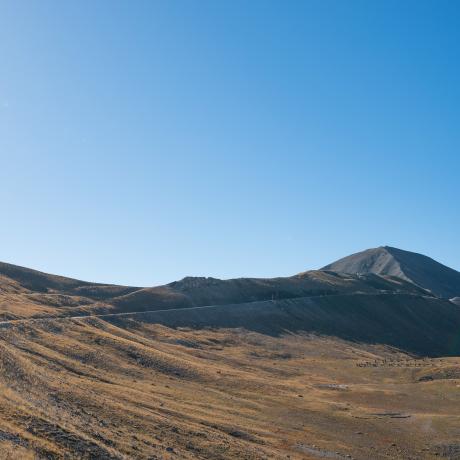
[[1, 248, 460, 358], [0, 255, 431, 321], [322, 246, 460, 299]]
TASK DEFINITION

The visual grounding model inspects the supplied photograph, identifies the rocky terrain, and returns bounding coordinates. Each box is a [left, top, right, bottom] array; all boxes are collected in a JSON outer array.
[[323, 246, 460, 299], [1, 318, 460, 459], [0, 247, 459, 459]]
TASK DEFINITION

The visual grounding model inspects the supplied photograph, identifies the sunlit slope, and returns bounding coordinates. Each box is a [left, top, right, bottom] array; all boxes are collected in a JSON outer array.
[[323, 246, 460, 299], [0, 259, 429, 320], [0, 318, 459, 459]]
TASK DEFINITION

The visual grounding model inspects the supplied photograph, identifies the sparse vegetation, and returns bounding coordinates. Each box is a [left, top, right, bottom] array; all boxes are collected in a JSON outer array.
[[0, 319, 459, 459], [0, 249, 459, 459]]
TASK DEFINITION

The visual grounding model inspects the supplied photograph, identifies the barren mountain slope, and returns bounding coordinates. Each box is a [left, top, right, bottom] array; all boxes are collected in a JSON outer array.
[[0, 318, 459, 460], [0, 261, 137, 298], [109, 271, 428, 313], [1, 250, 460, 459], [0, 260, 429, 320], [103, 293, 460, 357], [323, 246, 460, 299], [0, 262, 139, 320]]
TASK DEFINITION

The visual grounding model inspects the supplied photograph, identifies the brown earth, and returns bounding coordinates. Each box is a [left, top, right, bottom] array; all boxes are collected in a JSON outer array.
[[0, 317, 459, 459], [1, 254, 460, 459], [0, 259, 429, 321]]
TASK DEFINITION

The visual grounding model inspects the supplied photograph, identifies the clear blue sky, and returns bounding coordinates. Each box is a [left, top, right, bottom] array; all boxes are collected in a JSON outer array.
[[1, 1, 459, 286]]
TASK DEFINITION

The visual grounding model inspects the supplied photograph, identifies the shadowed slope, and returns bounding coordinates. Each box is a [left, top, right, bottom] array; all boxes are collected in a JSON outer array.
[[0, 261, 137, 299], [108, 271, 428, 313], [0, 253, 460, 458], [105, 293, 460, 357], [0, 260, 429, 320], [0, 262, 139, 320], [323, 246, 460, 299]]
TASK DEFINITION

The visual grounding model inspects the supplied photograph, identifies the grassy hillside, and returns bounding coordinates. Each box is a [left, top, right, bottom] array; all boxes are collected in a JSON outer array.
[[0, 256, 459, 458], [0, 319, 459, 459], [103, 293, 460, 357], [0, 260, 431, 320]]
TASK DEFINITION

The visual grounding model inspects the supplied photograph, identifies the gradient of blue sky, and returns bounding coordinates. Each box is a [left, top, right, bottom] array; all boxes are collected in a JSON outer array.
[[0, 1, 459, 286]]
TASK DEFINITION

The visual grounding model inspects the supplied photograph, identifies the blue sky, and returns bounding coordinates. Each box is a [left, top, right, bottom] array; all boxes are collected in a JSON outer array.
[[0, 1, 459, 286]]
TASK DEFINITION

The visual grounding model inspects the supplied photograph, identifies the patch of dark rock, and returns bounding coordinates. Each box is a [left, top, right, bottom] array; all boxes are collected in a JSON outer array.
[[228, 430, 253, 440], [418, 375, 434, 382], [371, 412, 411, 419], [0, 430, 29, 447], [433, 443, 460, 458], [174, 339, 202, 349], [418, 368, 460, 382]]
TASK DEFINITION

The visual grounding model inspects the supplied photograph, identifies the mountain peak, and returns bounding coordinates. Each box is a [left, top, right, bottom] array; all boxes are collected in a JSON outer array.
[[323, 246, 460, 299], [322, 246, 407, 280]]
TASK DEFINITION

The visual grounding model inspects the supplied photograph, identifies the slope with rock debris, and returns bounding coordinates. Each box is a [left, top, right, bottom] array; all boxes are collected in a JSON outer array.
[[323, 246, 460, 299]]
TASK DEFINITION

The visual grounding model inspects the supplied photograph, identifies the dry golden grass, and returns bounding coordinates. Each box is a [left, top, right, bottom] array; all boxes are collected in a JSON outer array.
[[0, 317, 459, 459]]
